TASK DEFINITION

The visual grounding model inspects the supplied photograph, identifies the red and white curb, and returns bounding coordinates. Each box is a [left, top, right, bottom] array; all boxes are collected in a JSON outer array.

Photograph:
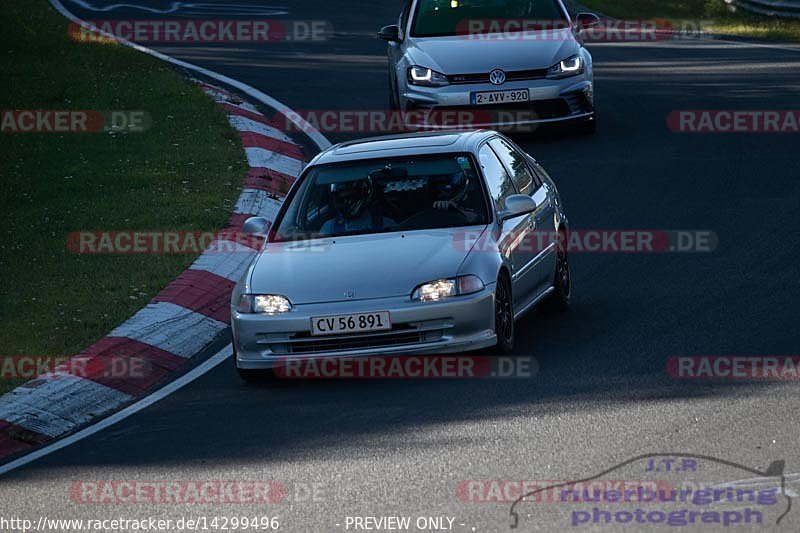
[[0, 80, 315, 463], [0, 1, 330, 468], [0, 81, 308, 459]]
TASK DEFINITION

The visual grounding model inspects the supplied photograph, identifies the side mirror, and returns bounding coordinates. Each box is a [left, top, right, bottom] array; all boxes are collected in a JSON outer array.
[[575, 12, 601, 31], [242, 216, 271, 236], [378, 24, 401, 42], [499, 194, 538, 223]]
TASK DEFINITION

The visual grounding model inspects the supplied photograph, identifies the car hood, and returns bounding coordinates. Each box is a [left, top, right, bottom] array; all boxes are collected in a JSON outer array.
[[249, 227, 488, 305], [406, 31, 579, 73]]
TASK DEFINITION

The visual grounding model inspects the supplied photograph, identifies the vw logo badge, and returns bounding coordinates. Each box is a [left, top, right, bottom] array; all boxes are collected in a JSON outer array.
[[489, 69, 506, 85]]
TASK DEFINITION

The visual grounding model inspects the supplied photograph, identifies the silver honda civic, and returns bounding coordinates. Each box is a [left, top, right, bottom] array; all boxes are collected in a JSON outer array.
[[379, 0, 599, 133], [231, 130, 571, 381]]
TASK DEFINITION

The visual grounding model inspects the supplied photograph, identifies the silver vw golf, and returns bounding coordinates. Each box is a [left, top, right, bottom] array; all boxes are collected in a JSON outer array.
[[232, 130, 571, 381], [379, 0, 598, 133]]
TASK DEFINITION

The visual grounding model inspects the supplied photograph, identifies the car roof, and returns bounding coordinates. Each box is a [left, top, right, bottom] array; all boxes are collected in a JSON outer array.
[[309, 130, 498, 166]]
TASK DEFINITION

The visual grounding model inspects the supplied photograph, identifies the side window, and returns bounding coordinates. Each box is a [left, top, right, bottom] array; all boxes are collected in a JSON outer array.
[[478, 144, 517, 213], [489, 138, 536, 195]]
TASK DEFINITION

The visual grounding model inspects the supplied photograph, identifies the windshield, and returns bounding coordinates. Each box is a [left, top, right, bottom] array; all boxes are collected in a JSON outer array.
[[411, 0, 568, 38], [273, 154, 489, 241]]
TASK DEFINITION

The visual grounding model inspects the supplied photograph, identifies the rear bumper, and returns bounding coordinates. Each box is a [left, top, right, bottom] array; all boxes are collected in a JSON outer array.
[[232, 286, 497, 369]]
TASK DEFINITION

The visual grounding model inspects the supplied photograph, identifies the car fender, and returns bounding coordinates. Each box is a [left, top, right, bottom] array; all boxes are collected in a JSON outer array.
[[456, 225, 508, 289]]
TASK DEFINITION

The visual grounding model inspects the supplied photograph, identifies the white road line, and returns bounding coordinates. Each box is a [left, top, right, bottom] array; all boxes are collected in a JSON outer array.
[[0, 345, 232, 476], [589, 36, 800, 54], [714, 36, 800, 54], [65, 1, 288, 16]]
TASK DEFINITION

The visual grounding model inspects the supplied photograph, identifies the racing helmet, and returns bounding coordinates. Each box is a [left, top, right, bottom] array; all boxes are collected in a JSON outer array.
[[431, 171, 469, 204], [330, 177, 374, 219]]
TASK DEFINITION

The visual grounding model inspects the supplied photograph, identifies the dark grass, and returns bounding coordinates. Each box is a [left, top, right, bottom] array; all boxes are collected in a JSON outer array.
[[0, 0, 248, 392]]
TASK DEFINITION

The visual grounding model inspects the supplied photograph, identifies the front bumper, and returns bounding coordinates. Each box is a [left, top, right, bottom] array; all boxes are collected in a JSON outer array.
[[233, 286, 497, 369], [401, 76, 594, 129]]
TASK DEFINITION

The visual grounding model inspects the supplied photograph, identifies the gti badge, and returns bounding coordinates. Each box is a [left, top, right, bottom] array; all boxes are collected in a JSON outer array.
[[489, 69, 506, 85]]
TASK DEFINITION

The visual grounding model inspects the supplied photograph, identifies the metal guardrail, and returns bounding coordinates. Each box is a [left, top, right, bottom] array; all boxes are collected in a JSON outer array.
[[727, 0, 800, 19]]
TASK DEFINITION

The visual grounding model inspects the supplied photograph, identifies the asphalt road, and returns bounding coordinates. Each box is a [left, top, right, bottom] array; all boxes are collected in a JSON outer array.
[[3, 1, 800, 531]]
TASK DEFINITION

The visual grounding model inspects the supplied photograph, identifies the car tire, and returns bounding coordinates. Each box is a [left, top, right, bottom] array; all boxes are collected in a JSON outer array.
[[539, 239, 572, 312], [492, 273, 515, 354]]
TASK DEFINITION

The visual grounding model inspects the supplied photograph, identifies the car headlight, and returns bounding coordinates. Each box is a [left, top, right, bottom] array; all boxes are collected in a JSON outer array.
[[236, 294, 292, 314], [408, 66, 450, 87], [546, 55, 584, 79], [411, 275, 484, 302]]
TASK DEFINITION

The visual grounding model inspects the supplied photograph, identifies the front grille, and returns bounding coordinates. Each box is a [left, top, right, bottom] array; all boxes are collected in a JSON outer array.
[[507, 68, 549, 82], [448, 73, 491, 84], [290, 330, 422, 354], [261, 324, 447, 355], [447, 68, 548, 85]]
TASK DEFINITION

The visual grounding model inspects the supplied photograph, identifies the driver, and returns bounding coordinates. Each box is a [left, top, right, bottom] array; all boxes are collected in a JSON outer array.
[[431, 171, 478, 220], [320, 176, 395, 235]]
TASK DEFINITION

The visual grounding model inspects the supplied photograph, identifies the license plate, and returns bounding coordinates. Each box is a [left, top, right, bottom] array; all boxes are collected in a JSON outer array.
[[471, 89, 530, 105], [310, 312, 391, 336]]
